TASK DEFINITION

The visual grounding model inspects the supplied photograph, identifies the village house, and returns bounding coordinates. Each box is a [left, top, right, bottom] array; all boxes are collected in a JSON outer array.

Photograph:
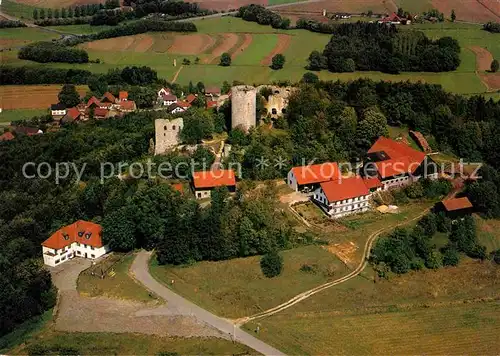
[[409, 130, 432, 152], [192, 169, 236, 199], [50, 103, 67, 119], [378, 12, 411, 25], [161, 93, 178, 107], [205, 87, 221, 100], [0, 131, 15, 141], [41, 220, 110, 267], [287, 162, 340, 193], [434, 197, 474, 220], [313, 176, 372, 218], [365, 136, 437, 190], [60, 107, 82, 124], [186, 93, 197, 104]]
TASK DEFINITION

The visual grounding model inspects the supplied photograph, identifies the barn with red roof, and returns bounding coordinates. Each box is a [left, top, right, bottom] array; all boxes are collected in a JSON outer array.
[[365, 136, 437, 190], [41, 220, 110, 267], [192, 169, 236, 199], [287, 162, 340, 192]]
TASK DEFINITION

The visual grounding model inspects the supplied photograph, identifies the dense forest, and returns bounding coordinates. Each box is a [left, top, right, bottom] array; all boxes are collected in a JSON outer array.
[[2, 77, 500, 335], [236, 4, 290, 29], [305, 22, 460, 73], [18, 42, 89, 64]]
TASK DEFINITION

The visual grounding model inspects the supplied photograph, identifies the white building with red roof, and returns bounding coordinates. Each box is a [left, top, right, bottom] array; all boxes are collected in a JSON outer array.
[[313, 176, 372, 218], [365, 136, 437, 190], [287, 162, 340, 192], [41, 220, 110, 267], [192, 169, 236, 199]]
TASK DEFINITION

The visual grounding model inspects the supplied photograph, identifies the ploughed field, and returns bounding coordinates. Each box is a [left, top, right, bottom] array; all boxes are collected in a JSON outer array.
[[0, 85, 88, 110]]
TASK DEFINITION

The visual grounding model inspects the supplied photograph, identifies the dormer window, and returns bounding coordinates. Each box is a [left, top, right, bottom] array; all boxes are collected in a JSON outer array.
[[62, 233, 70, 241], [85, 233, 92, 240], [78, 231, 84, 237]]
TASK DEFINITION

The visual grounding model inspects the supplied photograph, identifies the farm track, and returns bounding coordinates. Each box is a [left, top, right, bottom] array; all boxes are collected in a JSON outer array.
[[235, 206, 431, 325]]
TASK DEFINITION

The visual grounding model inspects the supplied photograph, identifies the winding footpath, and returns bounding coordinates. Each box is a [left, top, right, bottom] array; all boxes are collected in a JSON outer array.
[[235, 206, 430, 324], [130, 251, 286, 356]]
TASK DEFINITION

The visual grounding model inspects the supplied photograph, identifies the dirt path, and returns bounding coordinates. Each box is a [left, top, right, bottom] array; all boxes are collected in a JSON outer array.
[[171, 65, 184, 84], [234, 206, 431, 325], [260, 34, 292, 65], [469, 46, 494, 71]]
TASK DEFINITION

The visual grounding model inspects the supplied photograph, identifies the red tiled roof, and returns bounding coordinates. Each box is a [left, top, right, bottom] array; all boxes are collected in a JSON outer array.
[[205, 86, 221, 95], [119, 91, 128, 101], [363, 176, 383, 189], [100, 102, 113, 108], [291, 162, 340, 185], [102, 92, 116, 103], [368, 137, 425, 178], [172, 183, 184, 193], [0, 131, 15, 141], [65, 107, 81, 121], [381, 12, 402, 22], [87, 96, 101, 107], [193, 169, 236, 189], [442, 197, 473, 211], [119, 100, 136, 111], [177, 100, 191, 109], [207, 100, 218, 109], [15, 126, 40, 136], [42, 220, 103, 250], [162, 94, 177, 101], [94, 108, 109, 117], [186, 94, 197, 104], [320, 176, 370, 203], [409, 130, 431, 152]]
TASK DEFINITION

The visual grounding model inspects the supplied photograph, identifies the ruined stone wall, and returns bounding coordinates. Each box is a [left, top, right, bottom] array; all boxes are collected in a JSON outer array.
[[231, 85, 256, 131], [154, 117, 184, 155]]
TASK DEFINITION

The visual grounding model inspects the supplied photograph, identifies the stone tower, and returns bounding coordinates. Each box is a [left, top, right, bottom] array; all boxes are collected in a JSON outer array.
[[231, 85, 256, 131], [154, 117, 184, 155]]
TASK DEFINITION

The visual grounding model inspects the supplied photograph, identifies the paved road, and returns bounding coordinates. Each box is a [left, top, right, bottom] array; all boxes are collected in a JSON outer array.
[[130, 250, 286, 356]]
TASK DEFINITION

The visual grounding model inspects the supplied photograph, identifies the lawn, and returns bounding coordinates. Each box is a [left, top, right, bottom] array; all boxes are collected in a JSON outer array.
[[0, 0, 35, 19], [0, 109, 48, 124], [244, 258, 500, 354], [150, 245, 349, 319], [0, 27, 59, 50], [77, 253, 156, 303], [475, 215, 500, 252], [8, 330, 256, 355]]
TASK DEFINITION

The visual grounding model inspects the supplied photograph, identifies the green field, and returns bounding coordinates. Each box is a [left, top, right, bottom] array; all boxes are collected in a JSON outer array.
[[150, 245, 349, 319], [476, 216, 500, 252], [0, 109, 47, 124], [244, 259, 500, 354], [77, 253, 157, 303], [0, 0, 35, 19]]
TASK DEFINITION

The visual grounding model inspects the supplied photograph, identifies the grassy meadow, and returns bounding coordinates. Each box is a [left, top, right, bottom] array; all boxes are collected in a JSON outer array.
[[243, 259, 500, 354], [150, 245, 350, 319], [2, 17, 498, 95], [77, 253, 157, 303]]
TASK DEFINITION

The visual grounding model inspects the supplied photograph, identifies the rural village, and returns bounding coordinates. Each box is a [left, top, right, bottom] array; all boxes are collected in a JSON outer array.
[[1, 0, 500, 355]]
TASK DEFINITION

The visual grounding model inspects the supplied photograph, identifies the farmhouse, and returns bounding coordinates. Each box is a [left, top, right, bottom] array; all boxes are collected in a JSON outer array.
[[435, 197, 474, 220], [160, 94, 178, 107], [0, 131, 15, 141], [287, 162, 340, 192], [41, 220, 110, 267], [313, 176, 371, 218], [158, 87, 172, 98], [205, 87, 221, 100], [168, 102, 188, 114], [365, 136, 437, 190], [51, 103, 66, 119], [61, 107, 82, 124], [192, 169, 236, 199], [378, 12, 411, 25], [186, 93, 197, 104]]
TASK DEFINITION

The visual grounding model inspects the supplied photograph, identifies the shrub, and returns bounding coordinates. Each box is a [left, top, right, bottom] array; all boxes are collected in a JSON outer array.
[[219, 52, 231, 66], [491, 59, 499, 73], [271, 54, 285, 70], [301, 72, 319, 83], [260, 251, 283, 278], [441, 244, 460, 266]]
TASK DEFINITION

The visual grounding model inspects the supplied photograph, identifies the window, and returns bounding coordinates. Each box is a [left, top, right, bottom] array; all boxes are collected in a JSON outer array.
[[78, 231, 84, 237], [61, 256, 66, 261], [172, 125, 176, 130], [272, 108, 277, 115], [197, 192, 202, 198], [281, 108, 286, 114], [164, 125, 167, 130], [55, 260, 60, 264], [91, 254, 95, 258], [85, 233, 92, 240], [76, 251, 81, 255], [91, 246, 95, 250]]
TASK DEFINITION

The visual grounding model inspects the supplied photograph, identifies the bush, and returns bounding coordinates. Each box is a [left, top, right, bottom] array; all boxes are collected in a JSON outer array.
[[271, 54, 285, 70], [441, 244, 460, 266], [301, 72, 319, 83], [0, 20, 27, 28], [491, 59, 499, 73], [483, 22, 500, 33], [260, 251, 283, 278], [219, 52, 231, 66], [18, 42, 89, 63]]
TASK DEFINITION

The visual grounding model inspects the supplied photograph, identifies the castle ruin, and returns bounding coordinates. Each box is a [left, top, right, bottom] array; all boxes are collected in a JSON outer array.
[[154, 117, 184, 155], [231, 85, 256, 131]]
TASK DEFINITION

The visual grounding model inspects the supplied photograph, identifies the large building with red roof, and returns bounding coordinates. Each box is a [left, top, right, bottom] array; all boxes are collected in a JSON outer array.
[[192, 169, 236, 199], [313, 176, 376, 218], [287, 162, 340, 192], [41, 220, 110, 267], [365, 136, 437, 190]]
